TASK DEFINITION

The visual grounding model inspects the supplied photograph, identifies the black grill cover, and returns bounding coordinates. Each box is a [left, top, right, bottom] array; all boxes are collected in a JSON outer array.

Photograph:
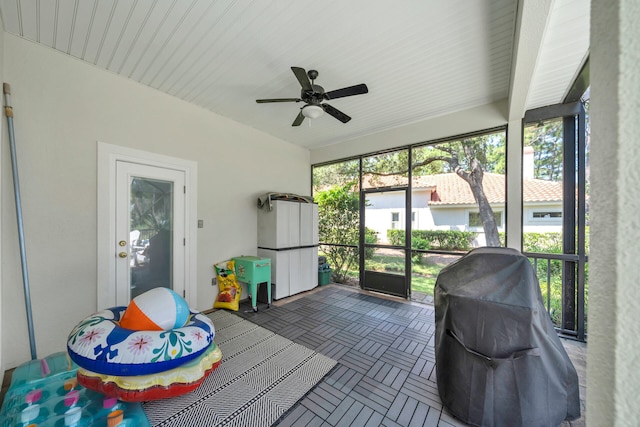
[[434, 247, 580, 426]]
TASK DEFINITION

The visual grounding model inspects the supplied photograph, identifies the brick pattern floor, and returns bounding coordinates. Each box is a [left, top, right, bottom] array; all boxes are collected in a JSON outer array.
[[235, 284, 586, 427]]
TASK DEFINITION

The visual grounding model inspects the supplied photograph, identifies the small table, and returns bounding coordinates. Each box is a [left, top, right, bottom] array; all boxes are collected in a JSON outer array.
[[233, 256, 271, 312]]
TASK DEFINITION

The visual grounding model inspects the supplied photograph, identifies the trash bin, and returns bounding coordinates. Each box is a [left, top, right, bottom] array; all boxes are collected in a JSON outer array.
[[318, 256, 332, 285], [318, 269, 332, 285]]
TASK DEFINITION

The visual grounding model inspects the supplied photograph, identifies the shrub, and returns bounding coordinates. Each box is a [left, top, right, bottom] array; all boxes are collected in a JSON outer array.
[[387, 229, 475, 256], [523, 232, 563, 254], [315, 184, 360, 282], [364, 227, 378, 258]]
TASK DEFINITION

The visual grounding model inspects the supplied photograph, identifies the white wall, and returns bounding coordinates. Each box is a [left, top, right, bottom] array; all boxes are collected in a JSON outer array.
[[0, 18, 4, 375], [522, 204, 562, 233], [587, 0, 640, 424], [1, 34, 310, 369]]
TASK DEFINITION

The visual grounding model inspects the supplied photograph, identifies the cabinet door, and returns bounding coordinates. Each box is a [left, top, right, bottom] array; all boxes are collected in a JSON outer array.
[[299, 247, 318, 291], [288, 249, 302, 296], [257, 248, 290, 300], [300, 203, 319, 246], [283, 202, 300, 248], [258, 201, 300, 249]]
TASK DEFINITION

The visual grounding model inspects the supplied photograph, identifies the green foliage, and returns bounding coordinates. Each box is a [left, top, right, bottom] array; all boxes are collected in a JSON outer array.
[[388, 229, 474, 264], [314, 184, 360, 282], [523, 119, 563, 182], [411, 132, 506, 175], [530, 258, 564, 327], [362, 150, 409, 175], [498, 232, 506, 246], [523, 232, 563, 254], [366, 255, 405, 274], [364, 228, 378, 258], [312, 160, 360, 191], [388, 229, 475, 252]]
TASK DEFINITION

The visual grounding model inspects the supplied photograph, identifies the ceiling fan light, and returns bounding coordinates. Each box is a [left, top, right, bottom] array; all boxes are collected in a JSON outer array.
[[301, 104, 324, 119]]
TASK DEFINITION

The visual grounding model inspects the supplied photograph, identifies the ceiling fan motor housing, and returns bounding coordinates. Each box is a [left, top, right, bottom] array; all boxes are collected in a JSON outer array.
[[301, 85, 325, 104]]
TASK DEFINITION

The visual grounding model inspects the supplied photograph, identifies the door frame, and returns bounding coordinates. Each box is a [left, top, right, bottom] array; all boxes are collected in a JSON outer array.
[[115, 162, 185, 304], [97, 142, 198, 309], [360, 186, 410, 298]]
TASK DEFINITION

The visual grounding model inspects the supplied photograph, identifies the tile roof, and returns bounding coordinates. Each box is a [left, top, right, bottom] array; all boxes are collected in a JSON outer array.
[[361, 173, 563, 205], [426, 173, 563, 206]]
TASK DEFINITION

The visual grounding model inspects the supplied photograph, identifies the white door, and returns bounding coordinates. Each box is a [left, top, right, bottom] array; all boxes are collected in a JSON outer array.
[[115, 162, 186, 306]]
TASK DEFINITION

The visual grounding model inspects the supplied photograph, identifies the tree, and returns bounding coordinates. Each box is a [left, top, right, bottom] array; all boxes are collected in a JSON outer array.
[[523, 119, 563, 182], [412, 134, 504, 247], [314, 183, 360, 282], [312, 160, 359, 190]]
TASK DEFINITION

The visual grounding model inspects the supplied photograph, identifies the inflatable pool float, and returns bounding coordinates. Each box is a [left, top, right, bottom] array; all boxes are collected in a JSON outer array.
[[67, 288, 221, 401], [67, 306, 214, 376], [0, 352, 150, 426], [76, 342, 223, 402]]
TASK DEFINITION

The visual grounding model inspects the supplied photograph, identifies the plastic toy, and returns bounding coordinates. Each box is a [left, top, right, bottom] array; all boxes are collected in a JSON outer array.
[[66, 288, 221, 402], [67, 307, 214, 376], [119, 288, 190, 331], [76, 342, 222, 402], [0, 351, 150, 426]]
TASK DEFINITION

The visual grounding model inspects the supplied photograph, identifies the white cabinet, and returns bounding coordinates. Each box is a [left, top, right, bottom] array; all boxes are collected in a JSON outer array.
[[256, 248, 289, 300], [297, 247, 318, 293], [258, 200, 300, 249], [299, 202, 319, 246], [257, 200, 318, 299]]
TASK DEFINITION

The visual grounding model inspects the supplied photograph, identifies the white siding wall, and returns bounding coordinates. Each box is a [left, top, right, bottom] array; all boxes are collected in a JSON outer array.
[[522, 203, 563, 233]]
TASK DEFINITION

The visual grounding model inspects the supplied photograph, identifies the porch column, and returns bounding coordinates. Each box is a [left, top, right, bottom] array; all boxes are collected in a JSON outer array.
[[506, 120, 522, 250], [588, 0, 640, 424]]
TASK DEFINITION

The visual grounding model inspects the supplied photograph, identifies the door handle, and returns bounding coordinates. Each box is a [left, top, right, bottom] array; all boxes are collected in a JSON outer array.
[[118, 252, 128, 258]]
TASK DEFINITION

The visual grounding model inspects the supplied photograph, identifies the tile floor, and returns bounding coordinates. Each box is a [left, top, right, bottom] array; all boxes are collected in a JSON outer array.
[[236, 284, 586, 427]]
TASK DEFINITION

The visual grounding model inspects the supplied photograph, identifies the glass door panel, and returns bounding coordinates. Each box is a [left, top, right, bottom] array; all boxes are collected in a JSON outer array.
[[360, 149, 410, 298], [129, 177, 174, 299], [362, 187, 408, 298], [116, 161, 185, 305]]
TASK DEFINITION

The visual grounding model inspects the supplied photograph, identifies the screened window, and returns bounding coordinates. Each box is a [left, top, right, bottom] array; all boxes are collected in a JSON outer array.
[[391, 212, 400, 229], [532, 211, 562, 219], [469, 211, 502, 228]]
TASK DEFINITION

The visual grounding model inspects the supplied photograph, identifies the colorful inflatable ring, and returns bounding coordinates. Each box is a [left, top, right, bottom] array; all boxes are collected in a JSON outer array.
[[76, 342, 223, 402], [67, 307, 214, 377]]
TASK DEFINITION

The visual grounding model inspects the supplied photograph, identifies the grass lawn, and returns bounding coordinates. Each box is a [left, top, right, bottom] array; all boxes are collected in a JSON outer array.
[[365, 253, 457, 297]]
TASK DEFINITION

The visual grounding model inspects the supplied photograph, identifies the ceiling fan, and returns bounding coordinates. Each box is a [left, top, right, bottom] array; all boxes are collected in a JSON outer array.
[[256, 67, 368, 126]]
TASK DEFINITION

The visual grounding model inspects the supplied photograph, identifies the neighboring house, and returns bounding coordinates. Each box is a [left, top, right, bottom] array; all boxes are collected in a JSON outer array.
[[364, 172, 563, 246]]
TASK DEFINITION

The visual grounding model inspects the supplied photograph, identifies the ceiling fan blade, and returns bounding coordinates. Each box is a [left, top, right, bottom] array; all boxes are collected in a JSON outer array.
[[322, 103, 351, 123], [324, 83, 369, 100], [292, 111, 305, 126], [256, 98, 301, 103], [291, 67, 312, 91]]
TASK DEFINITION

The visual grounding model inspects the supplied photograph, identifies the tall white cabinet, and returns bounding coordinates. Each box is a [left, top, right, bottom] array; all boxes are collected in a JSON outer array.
[[257, 200, 318, 300]]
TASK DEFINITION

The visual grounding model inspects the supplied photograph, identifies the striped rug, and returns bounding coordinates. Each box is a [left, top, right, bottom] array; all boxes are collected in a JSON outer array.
[[143, 310, 337, 427]]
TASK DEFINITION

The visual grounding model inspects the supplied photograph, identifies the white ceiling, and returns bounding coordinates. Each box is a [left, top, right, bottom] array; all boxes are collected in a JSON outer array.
[[0, 0, 590, 150]]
